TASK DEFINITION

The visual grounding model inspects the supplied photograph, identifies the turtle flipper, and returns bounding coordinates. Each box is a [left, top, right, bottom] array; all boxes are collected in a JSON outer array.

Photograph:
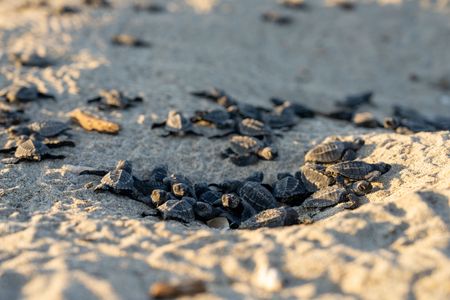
[[79, 170, 108, 176], [1, 157, 20, 164], [343, 193, 359, 210], [37, 92, 56, 100], [43, 154, 66, 160], [86, 96, 102, 104], [45, 140, 76, 148], [0, 147, 16, 153], [341, 149, 357, 161]]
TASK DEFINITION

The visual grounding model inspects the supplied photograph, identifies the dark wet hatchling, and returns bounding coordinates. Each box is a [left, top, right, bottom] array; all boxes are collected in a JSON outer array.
[[238, 181, 277, 212], [383, 117, 437, 134], [304, 137, 364, 163], [152, 111, 202, 137], [0, 84, 55, 103], [9, 52, 54, 68], [238, 118, 272, 137], [87, 89, 143, 110], [222, 135, 277, 166], [335, 91, 373, 109], [111, 34, 150, 47], [157, 199, 195, 223], [221, 193, 256, 222], [261, 12, 294, 25], [8, 120, 71, 138], [325, 161, 391, 184], [191, 109, 234, 129], [0, 138, 68, 164], [272, 174, 310, 205]]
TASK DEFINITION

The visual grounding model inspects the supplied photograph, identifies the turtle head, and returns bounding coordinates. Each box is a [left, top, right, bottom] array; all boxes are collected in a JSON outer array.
[[383, 117, 400, 129], [352, 137, 365, 148], [258, 146, 278, 160], [116, 160, 132, 173], [376, 162, 391, 174], [352, 180, 372, 196], [221, 193, 240, 209]]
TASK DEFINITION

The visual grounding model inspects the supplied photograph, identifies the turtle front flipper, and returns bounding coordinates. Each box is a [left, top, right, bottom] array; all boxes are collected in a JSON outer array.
[[364, 170, 382, 182], [93, 183, 106, 192], [42, 154, 66, 160], [37, 92, 55, 100], [45, 140, 76, 148], [0, 147, 16, 153], [343, 193, 359, 210], [341, 149, 357, 161], [86, 96, 102, 104], [1, 157, 20, 164], [79, 169, 109, 176]]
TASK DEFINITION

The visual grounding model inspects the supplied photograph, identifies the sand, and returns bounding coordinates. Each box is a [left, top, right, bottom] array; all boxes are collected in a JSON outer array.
[[0, 0, 449, 299]]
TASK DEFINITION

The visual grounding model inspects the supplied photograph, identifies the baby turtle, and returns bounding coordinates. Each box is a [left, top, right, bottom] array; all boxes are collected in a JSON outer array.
[[152, 111, 201, 137], [52, 5, 81, 15], [304, 137, 364, 163], [157, 199, 195, 223], [263, 104, 298, 130], [221, 193, 257, 222], [190, 88, 238, 108], [8, 120, 70, 139], [0, 105, 26, 126], [86, 160, 148, 203], [191, 109, 234, 129], [222, 135, 277, 166], [193, 201, 221, 221], [300, 163, 335, 192], [0, 84, 55, 103], [239, 207, 299, 229], [302, 181, 372, 209], [279, 0, 310, 10], [133, 3, 165, 13], [261, 12, 294, 25], [326, 161, 391, 184], [383, 117, 437, 134], [9, 52, 53, 68], [270, 98, 316, 118], [238, 181, 277, 212], [0, 138, 69, 164], [87, 89, 143, 110], [238, 118, 272, 137], [83, 0, 111, 8], [352, 112, 381, 128], [335, 91, 373, 109], [111, 34, 151, 47], [272, 174, 310, 205]]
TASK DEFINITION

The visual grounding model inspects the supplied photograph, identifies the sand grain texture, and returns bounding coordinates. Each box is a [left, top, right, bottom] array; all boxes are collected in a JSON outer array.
[[0, 1, 449, 299]]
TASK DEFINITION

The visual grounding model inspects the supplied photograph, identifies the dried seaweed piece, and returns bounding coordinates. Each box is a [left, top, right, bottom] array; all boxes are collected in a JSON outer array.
[[69, 109, 120, 134]]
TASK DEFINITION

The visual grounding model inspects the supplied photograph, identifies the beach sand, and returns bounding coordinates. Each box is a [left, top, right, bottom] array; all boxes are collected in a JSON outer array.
[[0, 0, 449, 299]]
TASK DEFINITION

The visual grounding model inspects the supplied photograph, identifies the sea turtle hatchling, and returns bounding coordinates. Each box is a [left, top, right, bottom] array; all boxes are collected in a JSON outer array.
[[111, 34, 151, 47], [0, 84, 55, 104], [0, 138, 71, 164], [326, 161, 391, 184], [151, 110, 202, 137], [190, 109, 234, 129], [239, 206, 299, 229], [302, 181, 373, 209], [304, 137, 364, 163], [190, 88, 238, 108], [8, 120, 71, 139], [272, 174, 310, 204], [300, 163, 335, 192], [238, 181, 277, 212], [157, 198, 195, 223], [335, 91, 373, 109], [221, 135, 277, 166], [383, 117, 438, 134], [87, 89, 143, 110], [9, 52, 54, 68], [84, 160, 149, 203], [238, 118, 272, 137], [0, 105, 26, 126], [261, 11, 294, 25]]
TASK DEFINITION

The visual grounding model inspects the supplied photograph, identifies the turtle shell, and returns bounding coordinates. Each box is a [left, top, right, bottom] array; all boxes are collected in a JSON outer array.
[[272, 176, 309, 204], [158, 199, 195, 223], [239, 207, 298, 229], [6, 85, 39, 102], [229, 135, 262, 155], [238, 118, 271, 136], [28, 121, 69, 137], [101, 169, 134, 191], [14, 139, 49, 160], [238, 181, 277, 212], [305, 141, 347, 163], [327, 161, 375, 180], [302, 186, 347, 208]]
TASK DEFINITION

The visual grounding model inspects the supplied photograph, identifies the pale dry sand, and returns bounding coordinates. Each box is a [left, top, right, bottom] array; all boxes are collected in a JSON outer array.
[[0, 0, 449, 299]]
